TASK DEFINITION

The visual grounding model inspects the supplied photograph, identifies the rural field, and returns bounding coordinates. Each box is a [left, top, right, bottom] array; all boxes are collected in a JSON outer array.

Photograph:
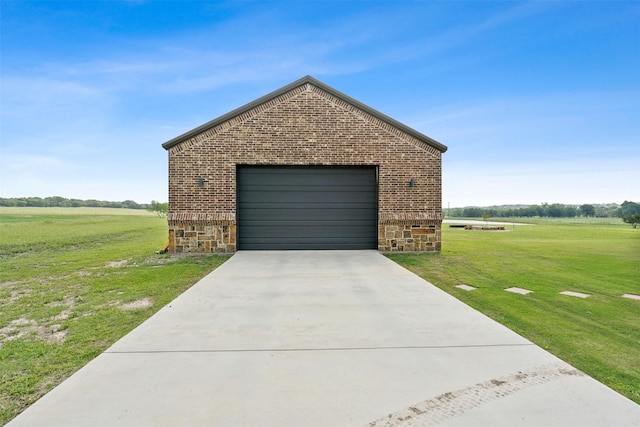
[[0, 209, 638, 425], [389, 218, 640, 405], [0, 208, 226, 425]]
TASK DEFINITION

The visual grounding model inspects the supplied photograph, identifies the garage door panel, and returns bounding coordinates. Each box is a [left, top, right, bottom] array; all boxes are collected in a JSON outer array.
[[238, 166, 377, 250], [244, 182, 375, 190], [240, 238, 376, 250], [240, 225, 376, 238], [240, 169, 373, 182], [239, 189, 375, 203], [239, 206, 376, 217], [240, 213, 375, 225]]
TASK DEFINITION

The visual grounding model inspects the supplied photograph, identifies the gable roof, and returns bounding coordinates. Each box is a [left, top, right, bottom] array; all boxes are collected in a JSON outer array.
[[162, 75, 447, 153]]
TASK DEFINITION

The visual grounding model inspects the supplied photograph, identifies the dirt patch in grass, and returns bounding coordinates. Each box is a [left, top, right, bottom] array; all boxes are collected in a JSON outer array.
[[0, 317, 68, 348], [105, 257, 174, 269], [2, 297, 75, 348], [9, 289, 32, 303], [0, 281, 22, 289], [106, 259, 129, 268], [119, 298, 153, 310], [46, 296, 76, 308]]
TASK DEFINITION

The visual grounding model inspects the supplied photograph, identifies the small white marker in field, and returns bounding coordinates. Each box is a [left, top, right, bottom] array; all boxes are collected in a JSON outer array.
[[560, 291, 590, 298], [505, 287, 533, 295], [456, 284, 476, 291], [622, 294, 640, 301]]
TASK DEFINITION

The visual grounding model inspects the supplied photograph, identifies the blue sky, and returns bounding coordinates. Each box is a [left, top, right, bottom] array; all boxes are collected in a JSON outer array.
[[1, 0, 638, 207]]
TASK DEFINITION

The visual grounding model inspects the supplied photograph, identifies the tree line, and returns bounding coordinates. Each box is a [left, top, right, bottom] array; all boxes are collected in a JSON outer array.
[[0, 196, 170, 218], [448, 201, 639, 222], [2, 197, 638, 226], [0, 196, 151, 210]]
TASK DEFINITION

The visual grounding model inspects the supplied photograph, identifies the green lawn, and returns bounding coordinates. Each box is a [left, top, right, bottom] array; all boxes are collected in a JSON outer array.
[[1, 210, 638, 423], [0, 208, 227, 425], [388, 221, 640, 404]]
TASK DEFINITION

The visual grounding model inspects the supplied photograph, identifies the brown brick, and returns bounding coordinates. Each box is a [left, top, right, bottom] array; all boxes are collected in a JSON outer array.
[[164, 80, 443, 253]]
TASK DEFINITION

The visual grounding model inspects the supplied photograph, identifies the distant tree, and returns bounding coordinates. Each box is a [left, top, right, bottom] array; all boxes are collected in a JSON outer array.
[[45, 196, 69, 207], [26, 197, 45, 207], [546, 204, 564, 218], [503, 208, 516, 218], [619, 201, 640, 228], [462, 207, 483, 218], [121, 200, 142, 209], [448, 208, 465, 217], [618, 201, 640, 216], [482, 213, 491, 222], [148, 200, 168, 218], [564, 205, 578, 217], [579, 204, 595, 217], [623, 213, 640, 228]]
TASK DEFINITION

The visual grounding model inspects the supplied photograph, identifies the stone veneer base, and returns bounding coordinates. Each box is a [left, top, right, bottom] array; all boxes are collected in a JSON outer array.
[[168, 221, 442, 254], [169, 223, 236, 254], [378, 223, 442, 252]]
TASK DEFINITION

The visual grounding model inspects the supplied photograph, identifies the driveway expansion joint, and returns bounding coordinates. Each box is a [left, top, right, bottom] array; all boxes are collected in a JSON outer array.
[[105, 343, 536, 354]]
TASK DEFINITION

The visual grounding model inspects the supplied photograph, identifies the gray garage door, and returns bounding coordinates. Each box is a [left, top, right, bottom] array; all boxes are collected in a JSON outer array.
[[237, 166, 377, 250]]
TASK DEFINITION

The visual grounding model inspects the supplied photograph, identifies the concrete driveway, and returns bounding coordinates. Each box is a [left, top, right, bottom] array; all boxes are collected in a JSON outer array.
[[9, 251, 640, 426]]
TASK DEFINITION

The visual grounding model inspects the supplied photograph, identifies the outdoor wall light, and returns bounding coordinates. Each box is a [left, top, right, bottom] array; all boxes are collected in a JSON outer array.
[[198, 177, 205, 187], [409, 178, 415, 188]]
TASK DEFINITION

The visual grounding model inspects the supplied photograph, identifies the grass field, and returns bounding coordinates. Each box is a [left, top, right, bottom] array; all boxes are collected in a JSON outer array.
[[1, 210, 638, 424], [0, 208, 227, 425], [389, 220, 640, 404]]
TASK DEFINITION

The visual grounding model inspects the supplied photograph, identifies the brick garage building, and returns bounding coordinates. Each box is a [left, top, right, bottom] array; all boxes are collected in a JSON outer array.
[[162, 76, 447, 253]]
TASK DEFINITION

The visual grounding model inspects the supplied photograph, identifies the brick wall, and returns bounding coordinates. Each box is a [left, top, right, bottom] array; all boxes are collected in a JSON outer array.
[[166, 82, 443, 253]]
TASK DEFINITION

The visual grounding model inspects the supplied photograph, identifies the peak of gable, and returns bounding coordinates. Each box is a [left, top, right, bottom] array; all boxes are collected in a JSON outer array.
[[162, 75, 447, 153]]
